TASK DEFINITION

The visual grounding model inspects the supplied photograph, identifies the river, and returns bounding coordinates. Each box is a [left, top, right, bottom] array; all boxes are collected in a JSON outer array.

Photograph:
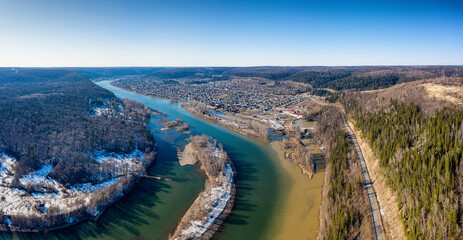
[[1, 80, 323, 240]]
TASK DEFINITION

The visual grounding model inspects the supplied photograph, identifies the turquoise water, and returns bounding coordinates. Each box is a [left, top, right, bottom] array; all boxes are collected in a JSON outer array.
[[0, 80, 285, 240]]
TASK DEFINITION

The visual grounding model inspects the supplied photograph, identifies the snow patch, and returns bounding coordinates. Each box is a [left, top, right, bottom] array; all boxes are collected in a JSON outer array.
[[179, 164, 234, 238], [90, 106, 110, 116], [0, 153, 16, 178], [0, 150, 144, 222], [19, 165, 54, 189]]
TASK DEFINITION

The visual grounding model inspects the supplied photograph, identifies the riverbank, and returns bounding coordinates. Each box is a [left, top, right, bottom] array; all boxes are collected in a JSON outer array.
[[109, 81, 273, 143], [181, 103, 270, 143], [280, 137, 315, 179], [109, 80, 323, 239], [0, 148, 156, 233]]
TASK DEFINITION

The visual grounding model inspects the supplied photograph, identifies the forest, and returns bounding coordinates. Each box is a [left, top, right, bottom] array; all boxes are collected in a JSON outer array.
[[0, 68, 156, 187], [345, 99, 463, 239], [287, 66, 463, 90], [127, 66, 463, 92], [188, 135, 228, 177], [314, 107, 374, 239], [147, 67, 233, 79], [70, 67, 164, 79]]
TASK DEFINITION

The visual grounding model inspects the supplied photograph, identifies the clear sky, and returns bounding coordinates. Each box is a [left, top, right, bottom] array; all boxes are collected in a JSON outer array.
[[0, 0, 462, 67]]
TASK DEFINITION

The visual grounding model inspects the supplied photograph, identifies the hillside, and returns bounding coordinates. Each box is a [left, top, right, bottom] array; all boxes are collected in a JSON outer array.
[[71, 67, 164, 79], [221, 66, 316, 80], [0, 68, 156, 231], [287, 66, 463, 91], [147, 67, 233, 79], [343, 77, 463, 115], [341, 78, 463, 239], [133, 66, 463, 92]]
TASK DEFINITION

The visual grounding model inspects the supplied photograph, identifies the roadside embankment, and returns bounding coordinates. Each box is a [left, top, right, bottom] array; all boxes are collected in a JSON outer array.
[[347, 118, 406, 240]]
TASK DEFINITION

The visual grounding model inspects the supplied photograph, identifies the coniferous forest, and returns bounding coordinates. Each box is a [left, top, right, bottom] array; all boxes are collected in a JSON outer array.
[[345, 99, 463, 239]]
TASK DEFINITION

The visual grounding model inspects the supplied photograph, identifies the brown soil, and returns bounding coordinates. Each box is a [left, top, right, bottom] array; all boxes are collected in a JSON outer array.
[[422, 82, 463, 104]]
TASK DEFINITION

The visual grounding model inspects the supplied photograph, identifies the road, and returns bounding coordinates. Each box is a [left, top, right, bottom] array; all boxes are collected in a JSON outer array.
[[340, 113, 385, 240], [309, 97, 385, 239]]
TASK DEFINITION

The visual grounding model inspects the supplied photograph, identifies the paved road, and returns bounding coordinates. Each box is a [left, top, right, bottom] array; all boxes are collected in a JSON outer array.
[[340, 113, 385, 240]]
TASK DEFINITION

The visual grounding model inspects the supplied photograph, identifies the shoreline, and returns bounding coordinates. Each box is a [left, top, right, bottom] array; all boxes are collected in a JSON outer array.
[[0, 149, 157, 233], [109, 81, 184, 102], [314, 137, 330, 240], [108, 81, 272, 143], [181, 103, 271, 143], [107, 80, 324, 239], [0, 114, 158, 233], [0, 172, 144, 233], [279, 140, 315, 179]]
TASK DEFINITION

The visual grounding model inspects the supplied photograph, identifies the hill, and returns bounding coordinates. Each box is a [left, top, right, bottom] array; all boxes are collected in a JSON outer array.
[[0, 68, 156, 231], [286, 66, 463, 90], [341, 77, 463, 239], [147, 67, 233, 79], [70, 67, 164, 79], [138, 66, 463, 91]]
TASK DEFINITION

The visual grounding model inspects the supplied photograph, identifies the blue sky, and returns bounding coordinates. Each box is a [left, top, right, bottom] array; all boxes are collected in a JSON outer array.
[[0, 0, 462, 66]]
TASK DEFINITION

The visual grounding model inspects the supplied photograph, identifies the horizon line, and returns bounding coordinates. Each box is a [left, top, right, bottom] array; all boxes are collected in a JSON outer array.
[[2, 64, 463, 68]]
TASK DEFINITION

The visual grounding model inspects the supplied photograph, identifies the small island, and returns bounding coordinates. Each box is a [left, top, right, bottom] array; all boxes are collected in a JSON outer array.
[[172, 135, 235, 240], [160, 118, 190, 133]]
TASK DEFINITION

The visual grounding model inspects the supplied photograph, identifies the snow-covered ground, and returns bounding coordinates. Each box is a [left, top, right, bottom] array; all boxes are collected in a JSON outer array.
[[19, 165, 54, 191], [89, 98, 125, 117], [178, 163, 234, 239], [0, 150, 145, 225], [0, 154, 16, 185], [93, 150, 144, 177], [90, 106, 111, 116]]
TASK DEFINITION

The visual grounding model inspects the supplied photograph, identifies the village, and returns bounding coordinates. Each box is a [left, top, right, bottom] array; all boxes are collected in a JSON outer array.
[[113, 77, 320, 134]]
